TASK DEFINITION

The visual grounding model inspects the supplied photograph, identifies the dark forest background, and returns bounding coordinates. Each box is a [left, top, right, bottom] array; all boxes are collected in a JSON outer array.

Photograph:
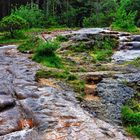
[[0, 0, 140, 28]]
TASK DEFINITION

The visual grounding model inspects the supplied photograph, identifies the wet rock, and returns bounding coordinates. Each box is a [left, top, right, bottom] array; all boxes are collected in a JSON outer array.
[[112, 50, 140, 62], [115, 73, 140, 83], [0, 39, 132, 139], [125, 42, 140, 50], [70, 34, 90, 41], [132, 35, 140, 41], [0, 107, 22, 136], [0, 94, 15, 110]]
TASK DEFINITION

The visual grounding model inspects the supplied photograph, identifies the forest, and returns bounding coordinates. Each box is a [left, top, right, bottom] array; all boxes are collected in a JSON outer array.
[[0, 0, 140, 30]]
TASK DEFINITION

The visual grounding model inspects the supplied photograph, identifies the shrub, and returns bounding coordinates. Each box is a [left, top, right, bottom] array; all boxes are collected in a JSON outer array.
[[112, 0, 137, 32], [93, 37, 118, 61], [33, 41, 62, 68], [34, 41, 60, 56], [33, 55, 62, 68], [0, 15, 27, 38], [56, 35, 68, 42], [83, 17, 92, 27], [45, 16, 59, 28], [121, 97, 140, 139], [128, 126, 140, 138], [12, 3, 45, 28]]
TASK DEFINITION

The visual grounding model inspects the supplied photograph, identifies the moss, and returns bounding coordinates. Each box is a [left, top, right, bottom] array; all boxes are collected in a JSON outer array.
[[18, 36, 42, 53], [126, 57, 140, 68], [127, 126, 140, 138], [36, 70, 69, 80], [69, 80, 85, 93], [36, 69, 85, 94], [70, 42, 87, 52], [121, 93, 140, 139], [56, 35, 68, 42], [76, 92, 86, 102]]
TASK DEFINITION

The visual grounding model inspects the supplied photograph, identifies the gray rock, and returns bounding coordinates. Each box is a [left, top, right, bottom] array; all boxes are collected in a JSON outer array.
[[0, 94, 15, 110], [96, 78, 135, 123], [70, 34, 90, 41], [112, 50, 140, 62], [0, 45, 130, 140], [132, 35, 140, 41]]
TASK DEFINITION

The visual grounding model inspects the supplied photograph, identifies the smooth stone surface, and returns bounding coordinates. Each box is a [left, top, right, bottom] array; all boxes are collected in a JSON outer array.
[[132, 35, 140, 41], [112, 50, 140, 62]]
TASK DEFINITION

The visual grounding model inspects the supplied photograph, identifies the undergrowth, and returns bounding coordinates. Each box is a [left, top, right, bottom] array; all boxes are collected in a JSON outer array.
[[121, 93, 140, 139]]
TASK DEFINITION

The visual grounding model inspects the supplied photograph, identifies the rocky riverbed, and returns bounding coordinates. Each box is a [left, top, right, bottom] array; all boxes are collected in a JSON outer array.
[[0, 44, 132, 140], [51, 28, 140, 126], [0, 28, 140, 140]]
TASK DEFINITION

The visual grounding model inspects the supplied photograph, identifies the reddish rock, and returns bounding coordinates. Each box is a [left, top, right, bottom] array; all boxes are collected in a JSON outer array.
[[84, 84, 97, 95]]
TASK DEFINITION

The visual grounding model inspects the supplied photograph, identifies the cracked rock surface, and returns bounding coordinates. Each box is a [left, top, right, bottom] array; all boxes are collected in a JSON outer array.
[[0, 45, 133, 139]]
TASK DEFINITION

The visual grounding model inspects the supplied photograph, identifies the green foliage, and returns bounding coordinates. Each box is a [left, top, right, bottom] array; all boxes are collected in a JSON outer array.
[[18, 36, 42, 53], [94, 49, 113, 61], [121, 94, 140, 139], [71, 43, 87, 52], [56, 35, 68, 42], [36, 70, 76, 81], [127, 126, 140, 138], [121, 106, 140, 125], [32, 41, 62, 68], [45, 16, 59, 28], [33, 55, 62, 68], [112, 0, 137, 32], [82, 17, 91, 27], [0, 15, 27, 38], [34, 41, 60, 56], [70, 80, 85, 93], [83, 0, 118, 27], [126, 57, 140, 68], [93, 37, 118, 62], [12, 3, 45, 28]]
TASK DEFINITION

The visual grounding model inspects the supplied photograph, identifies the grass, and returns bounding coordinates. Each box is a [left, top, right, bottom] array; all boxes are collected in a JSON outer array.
[[92, 37, 118, 62], [36, 69, 85, 94], [0, 30, 28, 45], [121, 93, 140, 139], [33, 55, 62, 68], [0, 27, 74, 45], [126, 57, 140, 68], [18, 36, 42, 53], [32, 41, 62, 68], [56, 35, 68, 42]]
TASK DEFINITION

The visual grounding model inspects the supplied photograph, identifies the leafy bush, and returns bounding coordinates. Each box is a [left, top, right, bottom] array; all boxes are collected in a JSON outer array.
[[121, 96, 140, 139], [33, 41, 62, 68], [83, 17, 92, 27], [93, 37, 118, 61], [83, 0, 118, 27], [121, 106, 140, 125], [56, 35, 68, 42], [45, 16, 59, 28], [112, 0, 137, 32], [34, 41, 60, 56], [33, 55, 62, 68], [128, 126, 140, 138], [0, 15, 27, 38], [12, 3, 45, 28]]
